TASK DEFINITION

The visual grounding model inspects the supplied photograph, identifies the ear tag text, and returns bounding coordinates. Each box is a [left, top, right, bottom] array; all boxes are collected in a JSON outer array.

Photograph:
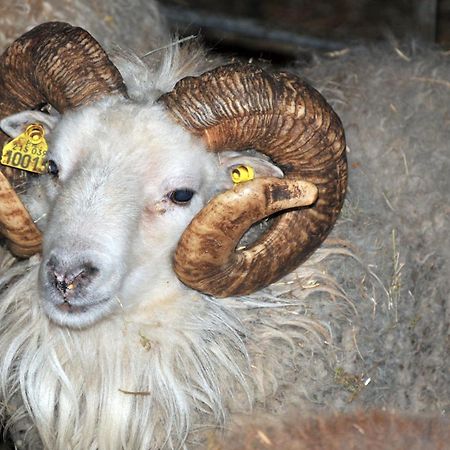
[[231, 165, 255, 184], [1, 123, 48, 174]]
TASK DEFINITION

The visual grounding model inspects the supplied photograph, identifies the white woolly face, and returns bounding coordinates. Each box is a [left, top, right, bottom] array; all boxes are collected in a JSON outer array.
[[38, 98, 233, 328], [1, 97, 226, 328], [1, 96, 283, 329]]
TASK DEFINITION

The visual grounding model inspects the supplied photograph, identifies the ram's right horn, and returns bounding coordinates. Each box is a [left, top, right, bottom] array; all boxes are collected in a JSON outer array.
[[161, 65, 347, 297]]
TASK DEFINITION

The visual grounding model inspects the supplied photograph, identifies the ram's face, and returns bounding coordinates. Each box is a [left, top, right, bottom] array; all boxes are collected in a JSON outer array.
[[1, 96, 285, 329], [29, 98, 225, 329], [0, 23, 347, 330]]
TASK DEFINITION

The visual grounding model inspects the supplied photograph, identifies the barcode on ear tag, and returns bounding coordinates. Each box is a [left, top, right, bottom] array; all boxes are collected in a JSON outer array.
[[1, 124, 48, 174]]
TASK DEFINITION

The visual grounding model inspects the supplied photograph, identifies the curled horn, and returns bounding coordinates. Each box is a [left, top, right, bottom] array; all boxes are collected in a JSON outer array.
[[161, 65, 347, 297], [0, 22, 126, 256]]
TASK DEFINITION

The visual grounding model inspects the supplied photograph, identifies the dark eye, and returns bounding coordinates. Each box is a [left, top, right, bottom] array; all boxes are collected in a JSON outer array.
[[169, 189, 195, 204], [47, 160, 59, 177]]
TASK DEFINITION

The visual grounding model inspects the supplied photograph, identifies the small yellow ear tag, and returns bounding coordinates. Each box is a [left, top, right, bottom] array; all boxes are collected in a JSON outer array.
[[1, 123, 48, 174], [231, 165, 255, 184]]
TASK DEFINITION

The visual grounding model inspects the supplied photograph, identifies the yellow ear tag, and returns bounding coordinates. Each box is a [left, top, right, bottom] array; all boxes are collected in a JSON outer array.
[[1, 123, 48, 174], [231, 165, 255, 184]]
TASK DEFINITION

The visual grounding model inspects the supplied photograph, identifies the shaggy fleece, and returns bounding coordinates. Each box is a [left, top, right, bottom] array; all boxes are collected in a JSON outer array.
[[293, 43, 450, 414]]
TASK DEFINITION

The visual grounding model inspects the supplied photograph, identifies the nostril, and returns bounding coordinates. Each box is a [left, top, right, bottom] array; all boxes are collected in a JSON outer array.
[[55, 277, 68, 295], [46, 257, 100, 299]]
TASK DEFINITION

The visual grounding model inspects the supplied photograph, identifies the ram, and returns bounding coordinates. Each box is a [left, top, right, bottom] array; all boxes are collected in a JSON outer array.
[[0, 6, 449, 450], [0, 19, 347, 449]]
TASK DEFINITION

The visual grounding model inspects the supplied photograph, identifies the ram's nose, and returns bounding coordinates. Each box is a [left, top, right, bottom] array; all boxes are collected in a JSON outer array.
[[45, 255, 99, 300]]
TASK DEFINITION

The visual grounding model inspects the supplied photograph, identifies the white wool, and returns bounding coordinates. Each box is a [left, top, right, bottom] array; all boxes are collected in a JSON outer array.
[[0, 259, 246, 448], [0, 247, 343, 449]]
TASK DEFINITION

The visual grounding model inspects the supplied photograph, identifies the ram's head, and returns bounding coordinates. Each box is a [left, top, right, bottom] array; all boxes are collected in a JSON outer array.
[[0, 23, 347, 327]]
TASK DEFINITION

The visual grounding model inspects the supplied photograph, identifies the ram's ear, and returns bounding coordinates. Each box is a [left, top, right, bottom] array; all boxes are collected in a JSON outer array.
[[217, 150, 284, 190], [0, 110, 60, 138]]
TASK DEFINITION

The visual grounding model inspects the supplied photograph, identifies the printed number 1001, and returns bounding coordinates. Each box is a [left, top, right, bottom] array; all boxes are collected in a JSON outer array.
[[2, 149, 42, 172]]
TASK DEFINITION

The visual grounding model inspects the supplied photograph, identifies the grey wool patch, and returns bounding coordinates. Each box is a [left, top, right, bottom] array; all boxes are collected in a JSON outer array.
[[280, 43, 450, 414]]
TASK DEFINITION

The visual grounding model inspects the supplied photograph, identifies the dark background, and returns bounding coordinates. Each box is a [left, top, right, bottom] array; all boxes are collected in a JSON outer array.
[[162, 0, 449, 63]]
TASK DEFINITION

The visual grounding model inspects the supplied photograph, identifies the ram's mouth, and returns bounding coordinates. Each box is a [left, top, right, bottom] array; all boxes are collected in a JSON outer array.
[[56, 302, 88, 314], [55, 297, 110, 314], [45, 296, 114, 329]]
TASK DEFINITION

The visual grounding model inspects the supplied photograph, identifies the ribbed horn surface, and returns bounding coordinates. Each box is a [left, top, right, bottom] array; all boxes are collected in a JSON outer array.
[[161, 65, 347, 296]]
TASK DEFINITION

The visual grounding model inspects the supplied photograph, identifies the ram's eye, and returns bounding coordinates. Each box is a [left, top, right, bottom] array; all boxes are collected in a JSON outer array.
[[47, 160, 59, 177], [169, 189, 195, 204]]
